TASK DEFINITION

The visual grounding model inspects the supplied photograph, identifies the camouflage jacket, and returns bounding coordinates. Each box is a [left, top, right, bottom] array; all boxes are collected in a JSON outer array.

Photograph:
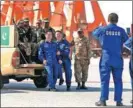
[[33, 27, 45, 43], [72, 36, 90, 60]]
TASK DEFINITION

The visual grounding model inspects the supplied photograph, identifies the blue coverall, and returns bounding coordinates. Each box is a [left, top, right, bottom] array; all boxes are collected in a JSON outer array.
[[38, 41, 60, 89], [56, 39, 72, 85], [92, 24, 128, 102], [124, 37, 133, 88]]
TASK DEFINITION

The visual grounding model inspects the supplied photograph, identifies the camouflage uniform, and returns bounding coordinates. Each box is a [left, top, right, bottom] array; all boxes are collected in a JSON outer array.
[[19, 18, 36, 63], [42, 18, 56, 41], [17, 21, 32, 63], [32, 27, 45, 63], [72, 36, 90, 83], [34, 27, 45, 43]]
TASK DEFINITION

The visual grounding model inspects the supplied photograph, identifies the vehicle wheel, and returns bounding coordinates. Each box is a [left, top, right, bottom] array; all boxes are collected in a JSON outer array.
[[0, 78, 4, 89], [33, 75, 48, 88], [15, 78, 25, 82]]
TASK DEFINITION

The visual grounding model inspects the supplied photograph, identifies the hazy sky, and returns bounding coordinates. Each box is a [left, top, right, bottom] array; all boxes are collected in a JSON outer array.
[[85, 1, 132, 29]]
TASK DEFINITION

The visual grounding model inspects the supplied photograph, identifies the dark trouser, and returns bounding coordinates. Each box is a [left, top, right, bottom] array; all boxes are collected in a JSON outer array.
[[63, 58, 72, 85], [19, 48, 31, 64], [58, 64, 63, 80], [58, 58, 72, 85]]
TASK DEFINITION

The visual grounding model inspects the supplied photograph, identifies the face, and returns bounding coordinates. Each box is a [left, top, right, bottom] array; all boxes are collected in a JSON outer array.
[[36, 22, 41, 28], [55, 32, 63, 41], [18, 22, 24, 28], [45, 31, 52, 41], [128, 33, 131, 37], [23, 21, 29, 27], [77, 31, 84, 38], [43, 22, 49, 28]]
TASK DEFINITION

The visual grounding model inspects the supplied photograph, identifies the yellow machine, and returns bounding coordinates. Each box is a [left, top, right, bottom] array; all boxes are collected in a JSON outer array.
[[0, 25, 48, 89]]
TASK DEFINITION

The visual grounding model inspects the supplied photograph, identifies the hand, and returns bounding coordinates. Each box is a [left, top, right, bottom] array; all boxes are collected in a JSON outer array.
[[59, 60, 62, 64], [23, 37, 28, 43], [69, 54, 72, 60], [88, 59, 90, 65], [57, 51, 61, 55], [43, 60, 47, 65]]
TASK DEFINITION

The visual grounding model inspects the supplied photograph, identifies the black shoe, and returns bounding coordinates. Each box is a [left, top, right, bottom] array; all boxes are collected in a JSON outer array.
[[59, 79, 64, 85], [80, 85, 88, 89], [67, 85, 71, 91], [130, 100, 133, 104], [48, 88, 51, 91], [95, 100, 106, 106], [76, 83, 81, 90], [116, 102, 124, 106], [81, 82, 88, 89], [48, 88, 57, 91]]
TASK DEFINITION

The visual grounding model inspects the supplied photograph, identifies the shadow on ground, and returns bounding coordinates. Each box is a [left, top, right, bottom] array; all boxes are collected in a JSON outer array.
[[1, 82, 132, 94]]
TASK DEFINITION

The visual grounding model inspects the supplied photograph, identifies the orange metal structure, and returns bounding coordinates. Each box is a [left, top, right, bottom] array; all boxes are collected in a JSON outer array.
[[38, 1, 51, 19], [50, 1, 65, 30], [1, 1, 10, 25], [88, 1, 106, 32], [0, 1, 107, 42]]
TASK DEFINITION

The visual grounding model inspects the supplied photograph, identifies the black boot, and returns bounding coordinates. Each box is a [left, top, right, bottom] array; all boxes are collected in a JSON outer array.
[[59, 79, 64, 85], [76, 82, 81, 90], [95, 100, 106, 106], [116, 102, 124, 106], [81, 82, 88, 89], [66, 84, 71, 91]]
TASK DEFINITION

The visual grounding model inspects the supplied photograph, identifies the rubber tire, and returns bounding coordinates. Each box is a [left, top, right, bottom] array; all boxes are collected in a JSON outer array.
[[33, 75, 48, 88], [0, 78, 4, 89], [15, 78, 25, 82]]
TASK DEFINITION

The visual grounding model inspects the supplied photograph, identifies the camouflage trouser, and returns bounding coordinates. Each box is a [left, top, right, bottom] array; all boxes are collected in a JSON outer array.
[[31, 43, 38, 56], [74, 59, 89, 83]]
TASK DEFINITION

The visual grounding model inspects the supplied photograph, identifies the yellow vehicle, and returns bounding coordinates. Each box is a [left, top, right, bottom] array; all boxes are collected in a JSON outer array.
[[0, 25, 48, 89]]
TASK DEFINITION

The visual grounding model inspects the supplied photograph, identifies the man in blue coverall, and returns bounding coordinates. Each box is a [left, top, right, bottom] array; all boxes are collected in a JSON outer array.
[[124, 37, 133, 104], [38, 30, 62, 91], [55, 30, 72, 91], [92, 13, 128, 106]]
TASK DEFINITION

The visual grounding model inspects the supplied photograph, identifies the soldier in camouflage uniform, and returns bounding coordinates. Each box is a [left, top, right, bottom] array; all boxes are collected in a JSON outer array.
[[17, 19, 31, 63], [17, 20, 26, 40], [17, 19, 27, 64], [32, 19, 46, 63], [71, 28, 91, 90], [42, 18, 56, 41], [19, 18, 35, 63], [33, 19, 45, 43]]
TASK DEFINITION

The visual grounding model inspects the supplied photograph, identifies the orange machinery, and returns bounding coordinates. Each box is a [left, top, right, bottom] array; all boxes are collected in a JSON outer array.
[[1, 1, 106, 47]]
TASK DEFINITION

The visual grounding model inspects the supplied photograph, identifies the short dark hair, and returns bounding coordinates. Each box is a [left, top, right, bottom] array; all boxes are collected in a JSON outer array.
[[55, 30, 62, 34], [108, 13, 119, 24], [45, 29, 53, 34]]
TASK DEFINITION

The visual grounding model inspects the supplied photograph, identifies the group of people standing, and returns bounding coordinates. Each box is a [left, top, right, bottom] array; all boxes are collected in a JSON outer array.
[[16, 12, 132, 106], [38, 28, 91, 91], [17, 17, 91, 92]]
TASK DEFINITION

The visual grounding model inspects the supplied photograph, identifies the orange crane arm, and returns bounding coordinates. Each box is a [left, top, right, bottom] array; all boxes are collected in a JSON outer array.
[[39, 1, 51, 19], [87, 1, 107, 32], [50, 1, 65, 30], [1, 1, 10, 25]]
